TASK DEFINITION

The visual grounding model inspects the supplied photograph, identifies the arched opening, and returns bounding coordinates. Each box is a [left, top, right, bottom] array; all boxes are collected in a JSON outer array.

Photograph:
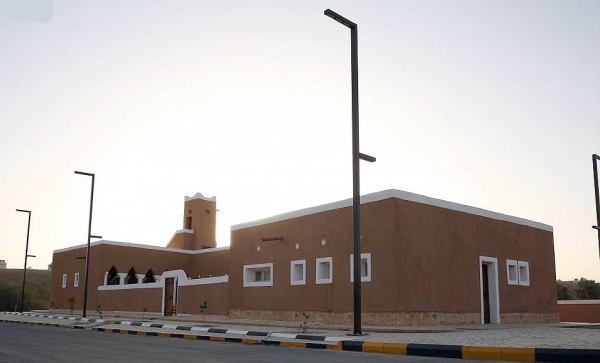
[[107, 265, 120, 285], [125, 266, 138, 284], [142, 268, 155, 283]]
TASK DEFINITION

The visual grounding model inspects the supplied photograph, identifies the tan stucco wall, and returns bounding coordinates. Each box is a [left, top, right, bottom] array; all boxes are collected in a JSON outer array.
[[183, 198, 217, 249], [51, 194, 556, 325], [97, 288, 162, 313], [177, 283, 229, 315], [558, 302, 600, 323], [50, 245, 229, 311], [228, 197, 557, 321]]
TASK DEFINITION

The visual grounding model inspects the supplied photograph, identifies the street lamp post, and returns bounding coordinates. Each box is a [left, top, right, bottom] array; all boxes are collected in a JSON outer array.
[[16, 209, 35, 313], [74, 171, 102, 318], [324, 9, 376, 336], [592, 154, 600, 259]]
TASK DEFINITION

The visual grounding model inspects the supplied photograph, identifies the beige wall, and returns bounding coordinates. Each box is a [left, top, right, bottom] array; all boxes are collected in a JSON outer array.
[[228, 197, 557, 320], [51, 194, 556, 325], [50, 243, 226, 310], [558, 302, 600, 323], [177, 283, 229, 315], [183, 198, 217, 249]]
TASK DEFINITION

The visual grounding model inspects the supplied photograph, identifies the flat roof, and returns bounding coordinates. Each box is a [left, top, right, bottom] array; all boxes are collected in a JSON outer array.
[[230, 189, 553, 232], [53, 240, 229, 255]]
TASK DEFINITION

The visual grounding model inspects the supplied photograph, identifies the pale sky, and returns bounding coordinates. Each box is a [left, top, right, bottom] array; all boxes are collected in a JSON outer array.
[[1, 0, 599, 281]]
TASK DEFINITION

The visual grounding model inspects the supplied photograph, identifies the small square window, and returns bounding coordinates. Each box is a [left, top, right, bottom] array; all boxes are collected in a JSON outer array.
[[518, 261, 530, 286], [506, 260, 518, 285], [74, 273, 80, 288], [243, 263, 273, 287], [316, 257, 333, 284], [290, 260, 306, 285], [350, 253, 372, 282], [62, 274, 67, 288]]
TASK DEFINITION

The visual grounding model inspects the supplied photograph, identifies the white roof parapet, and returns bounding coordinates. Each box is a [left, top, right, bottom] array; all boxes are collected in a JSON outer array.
[[53, 240, 230, 255], [230, 189, 553, 233], [185, 192, 216, 202]]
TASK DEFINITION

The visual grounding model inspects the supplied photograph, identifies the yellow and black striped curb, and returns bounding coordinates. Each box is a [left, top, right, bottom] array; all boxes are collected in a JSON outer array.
[[3, 319, 600, 362]]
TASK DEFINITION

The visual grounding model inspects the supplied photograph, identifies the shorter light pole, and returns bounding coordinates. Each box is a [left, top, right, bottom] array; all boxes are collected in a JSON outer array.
[[16, 209, 35, 313], [592, 154, 600, 260], [74, 171, 102, 318]]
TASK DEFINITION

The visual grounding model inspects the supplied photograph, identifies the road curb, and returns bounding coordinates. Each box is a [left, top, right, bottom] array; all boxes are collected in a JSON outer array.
[[3, 314, 600, 362]]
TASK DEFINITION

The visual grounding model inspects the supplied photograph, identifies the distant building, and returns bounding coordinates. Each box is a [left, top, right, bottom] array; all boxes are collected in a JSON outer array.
[[0, 260, 6, 269], [50, 190, 558, 325]]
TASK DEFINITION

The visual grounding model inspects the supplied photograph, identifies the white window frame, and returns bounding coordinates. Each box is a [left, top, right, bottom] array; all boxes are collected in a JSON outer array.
[[290, 260, 306, 285], [315, 257, 333, 284], [243, 263, 273, 287], [74, 273, 80, 288], [62, 274, 67, 288], [350, 253, 372, 282], [518, 261, 530, 286], [506, 259, 518, 285]]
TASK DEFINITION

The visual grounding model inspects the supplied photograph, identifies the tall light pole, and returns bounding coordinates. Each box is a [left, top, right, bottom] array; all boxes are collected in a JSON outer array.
[[16, 209, 35, 313], [324, 9, 376, 335], [592, 154, 600, 259], [74, 171, 102, 318]]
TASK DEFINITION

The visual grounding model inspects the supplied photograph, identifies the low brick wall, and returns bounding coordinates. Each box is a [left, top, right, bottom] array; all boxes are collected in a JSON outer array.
[[558, 300, 600, 323]]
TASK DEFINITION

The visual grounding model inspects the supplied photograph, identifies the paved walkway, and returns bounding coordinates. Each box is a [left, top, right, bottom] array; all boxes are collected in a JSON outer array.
[[2, 310, 600, 362]]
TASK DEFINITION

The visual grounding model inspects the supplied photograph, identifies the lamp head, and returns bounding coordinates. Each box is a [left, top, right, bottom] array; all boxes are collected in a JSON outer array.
[[324, 9, 356, 29]]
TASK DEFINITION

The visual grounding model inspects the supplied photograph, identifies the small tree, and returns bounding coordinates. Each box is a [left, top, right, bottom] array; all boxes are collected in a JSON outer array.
[[557, 284, 572, 300], [199, 301, 208, 322], [142, 307, 148, 320], [96, 305, 103, 318], [576, 278, 600, 299], [300, 312, 310, 333], [68, 297, 75, 315]]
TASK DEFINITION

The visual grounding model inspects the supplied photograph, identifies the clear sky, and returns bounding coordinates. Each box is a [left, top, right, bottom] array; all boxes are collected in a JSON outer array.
[[1, 0, 599, 281]]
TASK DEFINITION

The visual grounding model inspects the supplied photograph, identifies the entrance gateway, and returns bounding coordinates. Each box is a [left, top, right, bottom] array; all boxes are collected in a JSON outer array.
[[479, 256, 500, 324], [163, 277, 177, 316]]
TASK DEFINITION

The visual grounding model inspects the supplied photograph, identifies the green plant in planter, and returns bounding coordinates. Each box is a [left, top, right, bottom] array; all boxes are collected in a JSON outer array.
[[199, 301, 208, 322], [142, 307, 148, 320], [68, 297, 75, 315], [96, 305, 103, 318], [300, 312, 310, 333]]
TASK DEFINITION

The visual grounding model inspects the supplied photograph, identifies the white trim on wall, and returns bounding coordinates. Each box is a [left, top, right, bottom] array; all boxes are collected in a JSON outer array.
[[479, 256, 500, 324], [506, 259, 518, 285], [518, 261, 530, 286], [557, 300, 600, 305], [74, 273, 80, 288], [350, 253, 372, 282], [316, 257, 333, 284], [231, 189, 552, 232], [184, 192, 216, 202], [62, 274, 67, 288], [53, 240, 230, 255], [243, 263, 273, 287], [290, 260, 306, 285]]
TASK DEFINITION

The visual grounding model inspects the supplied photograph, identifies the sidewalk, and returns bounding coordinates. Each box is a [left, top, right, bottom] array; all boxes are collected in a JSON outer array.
[[2, 310, 600, 362]]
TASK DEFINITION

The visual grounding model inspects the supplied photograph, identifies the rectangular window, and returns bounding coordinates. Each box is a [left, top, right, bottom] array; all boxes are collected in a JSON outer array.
[[350, 253, 372, 282], [74, 273, 80, 288], [518, 261, 530, 286], [316, 257, 333, 284], [290, 260, 306, 285], [62, 274, 67, 288], [243, 263, 273, 287], [506, 260, 518, 285]]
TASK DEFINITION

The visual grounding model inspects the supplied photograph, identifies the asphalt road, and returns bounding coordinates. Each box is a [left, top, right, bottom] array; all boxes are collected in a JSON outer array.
[[0, 323, 513, 363]]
